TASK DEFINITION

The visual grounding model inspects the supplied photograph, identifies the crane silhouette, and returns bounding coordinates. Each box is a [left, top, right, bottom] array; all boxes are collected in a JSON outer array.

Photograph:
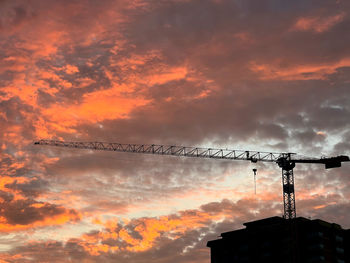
[[34, 139, 349, 219]]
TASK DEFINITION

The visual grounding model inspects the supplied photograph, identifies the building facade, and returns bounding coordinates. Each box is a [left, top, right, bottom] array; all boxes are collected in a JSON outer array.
[[207, 216, 349, 263]]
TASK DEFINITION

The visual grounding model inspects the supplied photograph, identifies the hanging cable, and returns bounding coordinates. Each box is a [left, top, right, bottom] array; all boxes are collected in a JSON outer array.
[[252, 168, 257, 195]]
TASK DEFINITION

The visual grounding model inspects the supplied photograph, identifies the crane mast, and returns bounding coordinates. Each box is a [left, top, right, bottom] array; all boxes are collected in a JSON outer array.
[[34, 139, 349, 219]]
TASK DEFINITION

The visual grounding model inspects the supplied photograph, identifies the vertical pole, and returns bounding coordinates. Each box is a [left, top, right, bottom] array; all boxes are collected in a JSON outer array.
[[280, 159, 298, 262], [281, 166, 296, 219]]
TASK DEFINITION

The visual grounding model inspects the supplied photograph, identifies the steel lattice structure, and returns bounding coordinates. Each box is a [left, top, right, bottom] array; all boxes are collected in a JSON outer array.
[[34, 139, 349, 219]]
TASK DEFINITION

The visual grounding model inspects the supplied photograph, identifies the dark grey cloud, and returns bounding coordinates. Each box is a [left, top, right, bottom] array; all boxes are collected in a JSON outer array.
[[0, 198, 79, 225], [5, 177, 48, 198]]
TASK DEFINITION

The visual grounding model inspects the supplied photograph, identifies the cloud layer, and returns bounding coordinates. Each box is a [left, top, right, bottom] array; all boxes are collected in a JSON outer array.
[[0, 0, 349, 262]]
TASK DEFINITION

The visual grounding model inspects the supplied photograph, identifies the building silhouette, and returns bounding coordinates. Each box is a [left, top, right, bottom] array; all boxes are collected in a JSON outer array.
[[207, 216, 349, 263]]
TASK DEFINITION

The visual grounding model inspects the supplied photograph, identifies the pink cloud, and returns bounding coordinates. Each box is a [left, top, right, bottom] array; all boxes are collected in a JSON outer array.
[[291, 12, 345, 33]]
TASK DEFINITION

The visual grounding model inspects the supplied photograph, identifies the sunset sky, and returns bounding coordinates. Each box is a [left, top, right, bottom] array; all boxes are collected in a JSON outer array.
[[1, 0, 350, 262]]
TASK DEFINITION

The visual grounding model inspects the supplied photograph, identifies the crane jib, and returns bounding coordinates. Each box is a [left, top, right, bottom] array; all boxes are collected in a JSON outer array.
[[33, 139, 349, 220], [33, 140, 349, 167]]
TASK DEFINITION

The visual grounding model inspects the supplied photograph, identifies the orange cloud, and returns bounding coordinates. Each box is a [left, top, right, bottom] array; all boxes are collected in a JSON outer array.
[[77, 195, 284, 256], [0, 254, 24, 263], [0, 176, 31, 201], [250, 57, 350, 80], [233, 32, 255, 46], [145, 66, 189, 86], [291, 12, 345, 33], [0, 209, 80, 233], [0, 169, 81, 233], [40, 84, 150, 133], [79, 205, 237, 255], [34, 59, 214, 137], [64, 65, 79, 74]]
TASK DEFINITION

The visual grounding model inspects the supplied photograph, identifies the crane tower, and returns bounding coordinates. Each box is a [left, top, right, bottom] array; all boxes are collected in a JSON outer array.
[[34, 139, 349, 219]]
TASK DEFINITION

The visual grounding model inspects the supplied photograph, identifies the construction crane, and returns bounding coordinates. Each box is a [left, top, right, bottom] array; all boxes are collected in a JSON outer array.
[[34, 139, 349, 219]]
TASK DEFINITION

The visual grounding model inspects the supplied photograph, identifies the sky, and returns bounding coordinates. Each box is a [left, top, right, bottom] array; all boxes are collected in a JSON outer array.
[[0, 0, 350, 262]]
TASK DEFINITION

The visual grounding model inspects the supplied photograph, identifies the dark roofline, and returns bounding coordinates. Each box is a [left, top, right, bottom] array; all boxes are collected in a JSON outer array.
[[207, 216, 348, 248], [243, 216, 284, 228]]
